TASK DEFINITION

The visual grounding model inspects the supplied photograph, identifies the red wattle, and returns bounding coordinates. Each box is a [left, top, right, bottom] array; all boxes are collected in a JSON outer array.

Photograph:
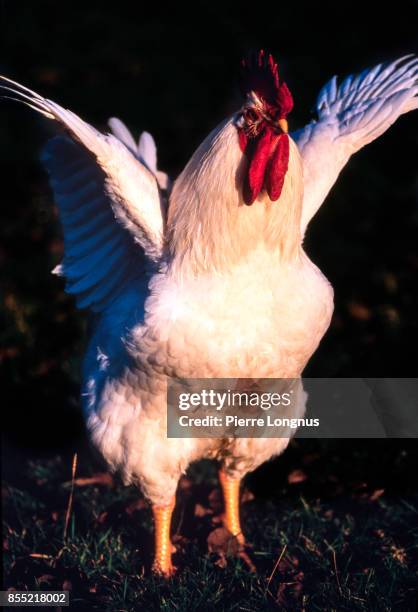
[[243, 128, 274, 205], [247, 128, 274, 204], [238, 126, 290, 205], [265, 134, 289, 201]]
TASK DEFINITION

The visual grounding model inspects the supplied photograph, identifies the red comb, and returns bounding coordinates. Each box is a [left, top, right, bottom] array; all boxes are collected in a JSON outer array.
[[240, 50, 293, 118]]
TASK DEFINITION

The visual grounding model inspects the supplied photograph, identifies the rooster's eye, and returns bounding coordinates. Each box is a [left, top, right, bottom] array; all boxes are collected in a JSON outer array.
[[244, 108, 260, 123]]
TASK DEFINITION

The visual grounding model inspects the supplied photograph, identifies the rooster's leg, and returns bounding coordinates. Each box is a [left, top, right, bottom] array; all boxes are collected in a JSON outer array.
[[152, 498, 175, 576], [219, 469, 245, 547]]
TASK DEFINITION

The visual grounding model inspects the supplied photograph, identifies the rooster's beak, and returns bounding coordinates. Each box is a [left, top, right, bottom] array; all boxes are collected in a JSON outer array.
[[278, 118, 288, 133]]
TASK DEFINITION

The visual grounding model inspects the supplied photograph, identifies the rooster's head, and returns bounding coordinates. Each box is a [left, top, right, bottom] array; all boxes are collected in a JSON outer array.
[[236, 50, 294, 205]]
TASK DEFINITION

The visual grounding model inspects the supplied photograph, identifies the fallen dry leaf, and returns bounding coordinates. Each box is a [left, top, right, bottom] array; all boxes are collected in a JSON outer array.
[[347, 301, 372, 321], [241, 488, 255, 503], [72, 473, 114, 487], [37, 574, 55, 585], [380, 305, 400, 325], [287, 469, 307, 484], [96, 511, 108, 525], [302, 535, 321, 556], [390, 545, 407, 565], [207, 527, 240, 557], [207, 527, 255, 572], [214, 555, 228, 569], [369, 489, 385, 501], [125, 498, 147, 515], [194, 503, 212, 517], [171, 534, 187, 548]]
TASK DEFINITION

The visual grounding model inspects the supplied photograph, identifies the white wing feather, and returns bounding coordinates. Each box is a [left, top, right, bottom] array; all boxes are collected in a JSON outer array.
[[293, 56, 418, 235], [138, 130, 158, 173], [1, 76, 165, 312], [107, 116, 138, 154], [137, 130, 171, 191], [108, 117, 171, 191]]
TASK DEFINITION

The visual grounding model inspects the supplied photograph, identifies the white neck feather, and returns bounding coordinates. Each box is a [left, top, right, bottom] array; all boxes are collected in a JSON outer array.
[[166, 117, 304, 276]]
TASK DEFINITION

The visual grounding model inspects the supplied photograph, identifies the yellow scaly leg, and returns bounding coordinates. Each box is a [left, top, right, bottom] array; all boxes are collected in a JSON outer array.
[[152, 498, 175, 576], [219, 469, 245, 547]]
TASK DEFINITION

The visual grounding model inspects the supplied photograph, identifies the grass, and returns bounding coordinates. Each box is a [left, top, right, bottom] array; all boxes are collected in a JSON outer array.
[[2, 439, 418, 611]]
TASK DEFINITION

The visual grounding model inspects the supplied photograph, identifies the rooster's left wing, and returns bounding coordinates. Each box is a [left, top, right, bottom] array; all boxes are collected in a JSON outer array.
[[293, 56, 418, 235]]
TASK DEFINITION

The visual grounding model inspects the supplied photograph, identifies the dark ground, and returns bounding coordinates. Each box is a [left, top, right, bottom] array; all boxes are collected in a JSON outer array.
[[1, 1, 418, 610]]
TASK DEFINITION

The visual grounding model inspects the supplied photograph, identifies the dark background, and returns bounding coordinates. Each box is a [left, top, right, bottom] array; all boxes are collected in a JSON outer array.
[[1, 6, 418, 608], [1, 2, 417, 452]]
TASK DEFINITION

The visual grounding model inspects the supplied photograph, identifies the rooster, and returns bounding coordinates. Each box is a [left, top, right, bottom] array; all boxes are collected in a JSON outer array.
[[1, 51, 417, 575]]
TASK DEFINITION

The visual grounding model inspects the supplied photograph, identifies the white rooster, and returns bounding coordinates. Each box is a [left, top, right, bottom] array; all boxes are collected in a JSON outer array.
[[1, 51, 417, 575]]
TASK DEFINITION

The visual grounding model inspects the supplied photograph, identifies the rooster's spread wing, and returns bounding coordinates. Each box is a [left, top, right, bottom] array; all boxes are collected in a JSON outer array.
[[1, 76, 165, 312], [293, 56, 418, 235]]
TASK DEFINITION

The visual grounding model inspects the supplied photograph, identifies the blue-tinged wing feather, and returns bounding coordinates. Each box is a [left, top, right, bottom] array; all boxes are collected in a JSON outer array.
[[42, 136, 147, 312]]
